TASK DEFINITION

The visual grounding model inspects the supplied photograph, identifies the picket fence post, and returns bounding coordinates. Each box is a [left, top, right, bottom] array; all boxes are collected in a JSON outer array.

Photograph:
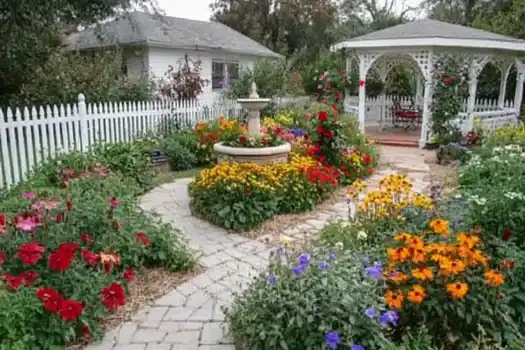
[[78, 93, 89, 152]]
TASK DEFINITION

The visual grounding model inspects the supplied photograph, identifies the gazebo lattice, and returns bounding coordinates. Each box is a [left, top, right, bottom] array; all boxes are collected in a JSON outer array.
[[331, 19, 525, 147]]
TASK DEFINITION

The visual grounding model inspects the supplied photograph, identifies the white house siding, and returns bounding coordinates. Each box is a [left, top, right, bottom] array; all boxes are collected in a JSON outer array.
[[147, 47, 257, 103], [123, 47, 149, 76]]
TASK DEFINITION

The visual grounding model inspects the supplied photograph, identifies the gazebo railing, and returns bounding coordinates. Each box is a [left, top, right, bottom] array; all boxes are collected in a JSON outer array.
[[454, 108, 519, 134]]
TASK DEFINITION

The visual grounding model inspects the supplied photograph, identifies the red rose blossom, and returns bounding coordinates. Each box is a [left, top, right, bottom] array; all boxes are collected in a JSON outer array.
[[48, 249, 74, 271], [17, 242, 45, 265], [37, 287, 63, 313], [58, 299, 84, 321], [136, 232, 151, 246], [316, 125, 325, 134], [443, 77, 452, 85], [82, 249, 99, 266], [101, 282, 126, 311], [123, 267, 135, 282], [358, 80, 366, 87], [318, 111, 328, 122]]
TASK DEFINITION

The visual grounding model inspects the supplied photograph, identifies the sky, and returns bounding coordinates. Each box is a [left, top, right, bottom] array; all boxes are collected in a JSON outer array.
[[155, 0, 423, 22]]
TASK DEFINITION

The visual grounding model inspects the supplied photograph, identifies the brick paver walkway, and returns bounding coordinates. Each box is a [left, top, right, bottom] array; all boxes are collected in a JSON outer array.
[[86, 146, 432, 350]]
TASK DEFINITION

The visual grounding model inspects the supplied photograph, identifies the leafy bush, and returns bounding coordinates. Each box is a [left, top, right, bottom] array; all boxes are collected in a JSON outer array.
[[189, 155, 340, 230], [163, 139, 197, 171], [0, 171, 194, 348], [225, 247, 391, 350], [484, 124, 525, 147]]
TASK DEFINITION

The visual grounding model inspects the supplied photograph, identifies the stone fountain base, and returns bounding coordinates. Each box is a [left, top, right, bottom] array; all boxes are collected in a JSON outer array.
[[213, 142, 291, 165]]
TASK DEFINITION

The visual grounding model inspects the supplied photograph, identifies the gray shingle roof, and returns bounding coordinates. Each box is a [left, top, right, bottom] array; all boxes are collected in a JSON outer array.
[[68, 11, 280, 58], [345, 19, 525, 44]]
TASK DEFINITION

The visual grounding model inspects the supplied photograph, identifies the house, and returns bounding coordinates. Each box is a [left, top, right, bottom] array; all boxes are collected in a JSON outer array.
[[68, 11, 281, 102]]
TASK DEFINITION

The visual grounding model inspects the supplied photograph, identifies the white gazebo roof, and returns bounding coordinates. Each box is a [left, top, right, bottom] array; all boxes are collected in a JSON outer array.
[[331, 19, 525, 53]]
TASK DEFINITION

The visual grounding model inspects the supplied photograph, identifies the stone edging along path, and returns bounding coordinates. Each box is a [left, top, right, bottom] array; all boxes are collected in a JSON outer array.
[[86, 146, 432, 350]]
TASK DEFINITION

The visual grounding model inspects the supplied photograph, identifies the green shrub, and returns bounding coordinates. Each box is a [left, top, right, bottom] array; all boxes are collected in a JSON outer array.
[[163, 140, 197, 171], [225, 247, 390, 350]]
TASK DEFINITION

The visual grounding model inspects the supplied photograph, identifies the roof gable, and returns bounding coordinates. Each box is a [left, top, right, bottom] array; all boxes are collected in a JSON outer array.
[[68, 12, 280, 58]]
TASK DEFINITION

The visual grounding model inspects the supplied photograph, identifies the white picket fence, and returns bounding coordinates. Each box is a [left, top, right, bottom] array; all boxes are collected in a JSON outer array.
[[0, 94, 311, 188]]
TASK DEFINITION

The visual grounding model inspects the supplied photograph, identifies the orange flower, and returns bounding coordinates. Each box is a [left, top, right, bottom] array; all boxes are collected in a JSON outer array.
[[407, 284, 426, 304], [440, 259, 466, 275], [389, 271, 409, 284], [386, 289, 404, 309], [387, 247, 410, 262], [431, 254, 449, 265], [394, 232, 412, 243], [457, 232, 479, 249], [485, 270, 505, 287], [446, 282, 469, 299], [429, 219, 449, 236], [408, 236, 424, 250], [412, 267, 434, 281], [469, 250, 488, 266], [425, 243, 447, 255], [411, 248, 426, 263]]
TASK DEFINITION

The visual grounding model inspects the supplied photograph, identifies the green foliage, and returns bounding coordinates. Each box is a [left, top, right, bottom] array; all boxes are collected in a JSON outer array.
[[163, 139, 198, 171], [225, 247, 389, 350]]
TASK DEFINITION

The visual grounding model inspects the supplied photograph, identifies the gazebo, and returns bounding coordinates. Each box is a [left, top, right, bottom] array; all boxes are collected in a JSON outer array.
[[331, 19, 525, 148]]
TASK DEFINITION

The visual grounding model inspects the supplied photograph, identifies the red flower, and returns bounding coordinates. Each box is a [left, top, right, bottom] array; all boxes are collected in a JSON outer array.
[[316, 125, 325, 135], [318, 111, 328, 122], [0, 213, 6, 234], [82, 249, 99, 266], [20, 271, 39, 286], [502, 229, 512, 241], [123, 267, 135, 282], [331, 105, 338, 113], [273, 126, 283, 135], [48, 249, 74, 272], [3, 274, 24, 289], [443, 77, 452, 85], [58, 299, 84, 322], [81, 233, 94, 245], [359, 80, 366, 87], [369, 168, 375, 175], [239, 135, 246, 145], [0, 252, 6, 265], [53, 212, 64, 223], [17, 242, 45, 265], [66, 200, 73, 211], [37, 287, 63, 313], [362, 154, 372, 165], [324, 131, 333, 140], [136, 232, 151, 246], [318, 156, 326, 164], [335, 91, 341, 101], [4, 271, 39, 289], [101, 282, 126, 311], [58, 242, 80, 255], [14, 214, 40, 232], [108, 196, 119, 208], [82, 325, 91, 338], [306, 144, 321, 156]]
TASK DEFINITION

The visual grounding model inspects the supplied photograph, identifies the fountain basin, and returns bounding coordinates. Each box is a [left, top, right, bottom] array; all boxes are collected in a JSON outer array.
[[213, 142, 291, 165]]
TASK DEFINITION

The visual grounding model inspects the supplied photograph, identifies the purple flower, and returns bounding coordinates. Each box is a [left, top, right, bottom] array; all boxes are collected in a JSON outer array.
[[325, 331, 340, 349], [328, 251, 337, 261], [289, 127, 307, 137], [298, 253, 310, 266], [318, 261, 329, 270], [22, 192, 36, 200], [379, 310, 399, 326], [277, 247, 286, 256], [364, 307, 377, 319], [365, 262, 383, 280], [267, 274, 276, 285], [352, 345, 365, 350], [292, 265, 305, 277]]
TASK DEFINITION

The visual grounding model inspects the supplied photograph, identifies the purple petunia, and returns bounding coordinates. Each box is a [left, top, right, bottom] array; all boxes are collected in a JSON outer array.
[[364, 307, 377, 319], [289, 127, 307, 137], [298, 253, 311, 266], [267, 274, 276, 285], [292, 265, 306, 277], [318, 261, 329, 270], [352, 345, 365, 350], [365, 262, 383, 280], [325, 331, 341, 349], [379, 310, 399, 326], [328, 251, 337, 261]]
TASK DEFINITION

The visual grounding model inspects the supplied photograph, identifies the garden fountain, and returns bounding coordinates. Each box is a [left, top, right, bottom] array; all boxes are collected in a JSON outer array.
[[213, 82, 291, 164]]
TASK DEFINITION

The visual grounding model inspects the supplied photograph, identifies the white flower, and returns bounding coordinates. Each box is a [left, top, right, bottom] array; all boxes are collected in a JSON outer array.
[[468, 195, 486, 206], [335, 242, 344, 249], [340, 221, 351, 228], [357, 230, 368, 240], [504, 192, 525, 200]]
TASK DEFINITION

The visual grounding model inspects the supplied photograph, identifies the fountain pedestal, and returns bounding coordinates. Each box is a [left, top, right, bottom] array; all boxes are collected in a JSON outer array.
[[213, 83, 291, 165]]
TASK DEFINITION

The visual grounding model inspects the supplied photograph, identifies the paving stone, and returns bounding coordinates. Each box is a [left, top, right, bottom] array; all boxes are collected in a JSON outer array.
[[200, 322, 233, 345], [155, 291, 187, 307], [204, 266, 231, 282], [114, 345, 146, 350], [131, 329, 167, 343], [84, 340, 116, 350], [198, 345, 236, 350], [164, 307, 198, 321], [190, 273, 215, 288], [172, 345, 199, 350], [158, 321, 204, 333], [177, 282, 201, 297], [164, 330, 201, 344], [185, 290, 210, 308], [146, 344, 174, 350], [115, 322, 139, 343]]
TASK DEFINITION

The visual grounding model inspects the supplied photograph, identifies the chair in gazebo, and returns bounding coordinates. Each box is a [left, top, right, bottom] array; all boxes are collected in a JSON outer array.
[[390, 98, 422, 129], [332, 18, 525, 148]]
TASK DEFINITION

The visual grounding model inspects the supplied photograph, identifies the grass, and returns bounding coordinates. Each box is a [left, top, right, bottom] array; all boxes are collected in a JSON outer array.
[[151, 166, 206, 187]]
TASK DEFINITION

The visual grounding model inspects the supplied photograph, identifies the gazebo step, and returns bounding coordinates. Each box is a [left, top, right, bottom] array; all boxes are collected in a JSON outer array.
[[371, 137, 419, 148]]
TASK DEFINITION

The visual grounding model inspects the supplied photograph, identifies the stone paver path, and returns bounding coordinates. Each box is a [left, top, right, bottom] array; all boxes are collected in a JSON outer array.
[[86, 146, 433, 350]]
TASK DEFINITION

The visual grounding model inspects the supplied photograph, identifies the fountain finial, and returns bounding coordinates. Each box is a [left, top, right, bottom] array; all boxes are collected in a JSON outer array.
[[249, 82, 259, 99]]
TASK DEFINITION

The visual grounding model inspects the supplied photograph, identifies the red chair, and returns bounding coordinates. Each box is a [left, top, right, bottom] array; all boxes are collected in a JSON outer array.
[[391, 101, 422, 129]]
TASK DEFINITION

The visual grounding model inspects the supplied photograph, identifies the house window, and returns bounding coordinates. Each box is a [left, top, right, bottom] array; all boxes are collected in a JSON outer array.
[[212, 61, 239, 89]]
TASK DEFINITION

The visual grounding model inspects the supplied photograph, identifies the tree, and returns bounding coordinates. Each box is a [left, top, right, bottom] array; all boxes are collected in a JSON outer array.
[[0, 0, 155, 105], [422, 0, 493, 25]]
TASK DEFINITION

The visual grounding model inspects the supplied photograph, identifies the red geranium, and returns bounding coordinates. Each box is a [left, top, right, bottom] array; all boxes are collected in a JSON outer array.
[[37, 287, 63, 313], [58, 242, 80, 255], [81, 233, 94, 245], [359, 80, 366, 87], [307, 144, 321, 156], [362, 154, 372, 165], [82, 249, 99, 266], [136, 232, 151, 246], [123, 267, 135, 282], [4, 271, 39, 289], [443, 77, 452, 85], [108, 196, 119, 208], [17, 242, 45, 265], [0, 213, 6, 234], [0, 252, 6, 265], [58, 299, 84, 322], [318, 111, 328, 122], [48, 249, 74, 271], [101, 282, 126, 311], [316, 125, 325, 135]]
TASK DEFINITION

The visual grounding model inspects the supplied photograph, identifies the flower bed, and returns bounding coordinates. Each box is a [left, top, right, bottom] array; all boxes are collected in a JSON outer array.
[[0, 143, 194, 348]]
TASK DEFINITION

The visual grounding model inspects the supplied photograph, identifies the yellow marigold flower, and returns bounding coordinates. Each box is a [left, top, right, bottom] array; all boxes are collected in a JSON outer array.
[[429, 219, 449, 236], [412, 267, 434, 281], [457, 232, 479, 249], [411, 248, 426, 263], [387, 247, 411, 262], [446, 282, 469, 299], [386, 289, 404, 309], [485, 270, 505, 287], [440, 259, 466, 275], [388, 271, 409, 284], [408, 236, 424, 250], [407, 284, 426, 304], [469, 249, 488, 266], [394, 232, 412, 243]]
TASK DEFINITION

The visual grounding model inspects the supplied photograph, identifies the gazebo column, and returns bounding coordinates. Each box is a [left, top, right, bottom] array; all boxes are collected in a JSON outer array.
[[419, 78, 433, 148], [498, 72, 509, 108], [465, 78, 479, 132], [514, 61, 525, 117], [358, 57, 366, 131], [415, 75, 423, 105]]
